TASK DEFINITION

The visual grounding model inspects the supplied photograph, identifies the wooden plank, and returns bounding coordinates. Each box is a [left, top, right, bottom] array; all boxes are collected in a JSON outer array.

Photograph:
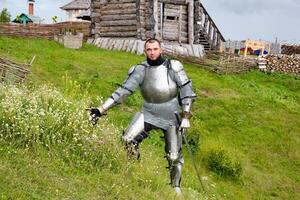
[[163, 36, 188, 43], [99, 0, 136, 4], [164, 30, 188, 38], [164, 23, 187, 32], [162, 0, 187, 5], [160, 2, 163, 39], [165, 5, 188, 13], [99, 20, 137, 27], [153, 0, 159, 37], [163, 32, 179, 39], [178, 5, 182, 43], [164, 31, 188, 38], [187, 0, 194, 44], [99, 26, 137, 32], [99, 31, 137, 37], [101, 3, 136, 10], [100, 8, 136, 15], [100, 14, 136, 21]]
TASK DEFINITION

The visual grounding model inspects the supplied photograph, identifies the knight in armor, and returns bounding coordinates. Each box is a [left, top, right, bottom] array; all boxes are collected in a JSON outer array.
[[88, 38, 196, 194]]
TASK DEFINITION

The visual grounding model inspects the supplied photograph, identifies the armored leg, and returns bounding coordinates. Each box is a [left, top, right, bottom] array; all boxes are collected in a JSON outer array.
[[164, 126, 184, 189], [122, 112, 148, 160]]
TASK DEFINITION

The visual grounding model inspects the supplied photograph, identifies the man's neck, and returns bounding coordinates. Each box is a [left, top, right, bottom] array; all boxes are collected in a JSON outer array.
[[147, 55, 166, 66]]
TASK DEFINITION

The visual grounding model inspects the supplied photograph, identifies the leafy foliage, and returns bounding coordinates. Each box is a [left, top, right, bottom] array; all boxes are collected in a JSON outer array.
[[206, 149, 242, 180], [0, 8, 11, 23]]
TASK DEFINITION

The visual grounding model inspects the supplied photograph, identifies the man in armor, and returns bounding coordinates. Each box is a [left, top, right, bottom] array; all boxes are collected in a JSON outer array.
[[89, 38, 196, 194]]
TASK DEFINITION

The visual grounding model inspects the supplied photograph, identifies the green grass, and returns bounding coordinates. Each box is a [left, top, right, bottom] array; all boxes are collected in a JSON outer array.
[[0, 36, 300, 199]]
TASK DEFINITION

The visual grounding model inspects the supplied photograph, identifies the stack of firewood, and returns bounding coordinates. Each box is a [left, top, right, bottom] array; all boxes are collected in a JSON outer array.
[[265, 55, 300, 74], [281, 45, 300, 55], [0, 56, 31, 83]]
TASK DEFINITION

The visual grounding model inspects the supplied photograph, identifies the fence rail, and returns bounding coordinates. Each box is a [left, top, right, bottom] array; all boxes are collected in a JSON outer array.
[[0, 56, 31, 83], [0, 22, 91, 40]]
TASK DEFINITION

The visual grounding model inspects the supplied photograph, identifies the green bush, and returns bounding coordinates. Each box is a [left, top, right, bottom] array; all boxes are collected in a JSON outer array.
[[0, 83, 123, 172], [205, 149, 242, 180]]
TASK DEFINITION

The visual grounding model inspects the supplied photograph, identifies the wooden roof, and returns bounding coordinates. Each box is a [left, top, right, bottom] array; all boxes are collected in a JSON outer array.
[[60, 0, 90, 10]]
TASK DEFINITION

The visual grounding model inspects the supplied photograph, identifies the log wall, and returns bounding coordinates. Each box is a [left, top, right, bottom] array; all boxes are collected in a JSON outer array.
[[88, 37, 205, 58], [92, 0, 138, 38]]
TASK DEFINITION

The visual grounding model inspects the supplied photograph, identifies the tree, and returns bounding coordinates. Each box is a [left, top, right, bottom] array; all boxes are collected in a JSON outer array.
[[52, 16, 58, 23], [0, 8, 11, 23]]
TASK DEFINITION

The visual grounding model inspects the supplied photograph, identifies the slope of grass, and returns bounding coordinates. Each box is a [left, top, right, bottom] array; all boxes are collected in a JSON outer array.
[[0, 36, 300, 199]]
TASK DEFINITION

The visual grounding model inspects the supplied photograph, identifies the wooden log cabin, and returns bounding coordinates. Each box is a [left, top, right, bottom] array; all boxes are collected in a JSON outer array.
[[89, 0, 225, 56]]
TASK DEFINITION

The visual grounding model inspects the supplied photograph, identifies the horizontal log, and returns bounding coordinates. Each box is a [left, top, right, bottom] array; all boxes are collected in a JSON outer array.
[[165, 4, 188, 10], [100, 8, 137, 15], [164, 9, 188, 17], [164, 20, 188, 27], [98, 26, 137, 32], [99, 31, 137, 37], [163, 22, 188, 30], [100, 14, 136, 21], [162, 0, 187, 5], [101, 2, 136, 10], [163, 31, 188, 38], [99, 19, 137, 27], [98, 0, 136, 4]]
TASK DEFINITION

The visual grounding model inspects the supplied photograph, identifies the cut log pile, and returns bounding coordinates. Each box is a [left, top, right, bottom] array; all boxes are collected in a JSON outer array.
[[0, 56, 31, 83], [281, 45, 300, 55], [265, 55, 300, 74]]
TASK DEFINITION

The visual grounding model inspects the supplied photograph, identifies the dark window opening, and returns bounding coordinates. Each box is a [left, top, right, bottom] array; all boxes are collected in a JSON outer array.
[[166, 16, 176, 20]]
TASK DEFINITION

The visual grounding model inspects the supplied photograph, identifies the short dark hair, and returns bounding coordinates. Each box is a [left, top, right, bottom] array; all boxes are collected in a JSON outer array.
[[144, 38, 161, 49]]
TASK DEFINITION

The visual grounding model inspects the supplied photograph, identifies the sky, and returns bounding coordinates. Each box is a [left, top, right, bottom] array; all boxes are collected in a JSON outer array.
[[0, 0, 70, 23], [202, 0, 300, 44], [0, 0, 299, 44]]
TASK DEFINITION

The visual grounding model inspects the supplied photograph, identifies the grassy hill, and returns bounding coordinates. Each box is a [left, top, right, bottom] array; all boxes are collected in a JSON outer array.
[[0, 36, 299, 200]]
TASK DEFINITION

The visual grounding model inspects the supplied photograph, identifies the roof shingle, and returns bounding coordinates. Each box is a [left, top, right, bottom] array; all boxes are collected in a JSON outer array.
[[60, 0, 90, 10]]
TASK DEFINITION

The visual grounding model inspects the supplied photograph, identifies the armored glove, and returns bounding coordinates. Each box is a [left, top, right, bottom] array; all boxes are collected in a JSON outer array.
[[87, 107, 104, 125], [179, 111, 192, 133]]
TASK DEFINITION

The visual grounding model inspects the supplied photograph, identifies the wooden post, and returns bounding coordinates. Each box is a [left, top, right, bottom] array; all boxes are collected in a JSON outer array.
[[204, 14, 209, 34], [153, 0, 159, 38], [160, 3, 163, 40], [178, 5, 182, 43], [213, 29, 217, 49], [186, 0, 194, 44]]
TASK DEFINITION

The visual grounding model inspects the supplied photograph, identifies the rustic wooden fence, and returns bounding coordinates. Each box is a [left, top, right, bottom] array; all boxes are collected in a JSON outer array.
[[0, 56, 32, 83], [0, 22, 91, 40]]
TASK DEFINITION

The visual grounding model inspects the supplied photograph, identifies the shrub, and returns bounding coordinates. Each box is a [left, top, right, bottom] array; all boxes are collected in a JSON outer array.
[[0, 83, 123, 172], [205, 149, 242, 180]]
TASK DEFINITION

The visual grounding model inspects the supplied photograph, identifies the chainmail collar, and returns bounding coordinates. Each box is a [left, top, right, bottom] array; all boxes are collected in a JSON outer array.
[[147, 55, 166, 66]]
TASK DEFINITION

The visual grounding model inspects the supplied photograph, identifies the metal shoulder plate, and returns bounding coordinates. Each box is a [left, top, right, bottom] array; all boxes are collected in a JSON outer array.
[[127, 64, 146, 76], [170, 60, 184, 72], [127, 65, 137, 76]]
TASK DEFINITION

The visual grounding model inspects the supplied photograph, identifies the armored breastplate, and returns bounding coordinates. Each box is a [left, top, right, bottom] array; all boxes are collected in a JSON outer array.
[[140, 64, 177, 103]]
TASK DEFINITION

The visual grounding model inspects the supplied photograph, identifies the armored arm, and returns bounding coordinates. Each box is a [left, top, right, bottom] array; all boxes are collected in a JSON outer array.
[[97, 64, 145, 114], [170, 60, 196, 129]]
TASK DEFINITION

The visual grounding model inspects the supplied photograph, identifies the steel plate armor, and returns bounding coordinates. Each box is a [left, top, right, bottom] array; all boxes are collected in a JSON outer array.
[[99, 59, 196, 189]]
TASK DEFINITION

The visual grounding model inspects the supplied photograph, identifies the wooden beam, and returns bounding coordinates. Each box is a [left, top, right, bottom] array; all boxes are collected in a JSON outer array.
[[98, 26, 137, 32], [178, 5, 182, 43], [101, 2, 136, 10], [99, 20, 137, 27], [100, 14, 136, 21], [99, 0, 136, 4], [153, 0, 159, 38], [187, 0, 194, 44], [99, 31, 137, 37], [100, 8, 136, 15], [161, 0, 186, 5]]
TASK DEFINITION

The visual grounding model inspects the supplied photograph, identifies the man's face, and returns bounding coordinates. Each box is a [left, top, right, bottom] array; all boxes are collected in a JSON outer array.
[[144, 41, 162, 61]]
